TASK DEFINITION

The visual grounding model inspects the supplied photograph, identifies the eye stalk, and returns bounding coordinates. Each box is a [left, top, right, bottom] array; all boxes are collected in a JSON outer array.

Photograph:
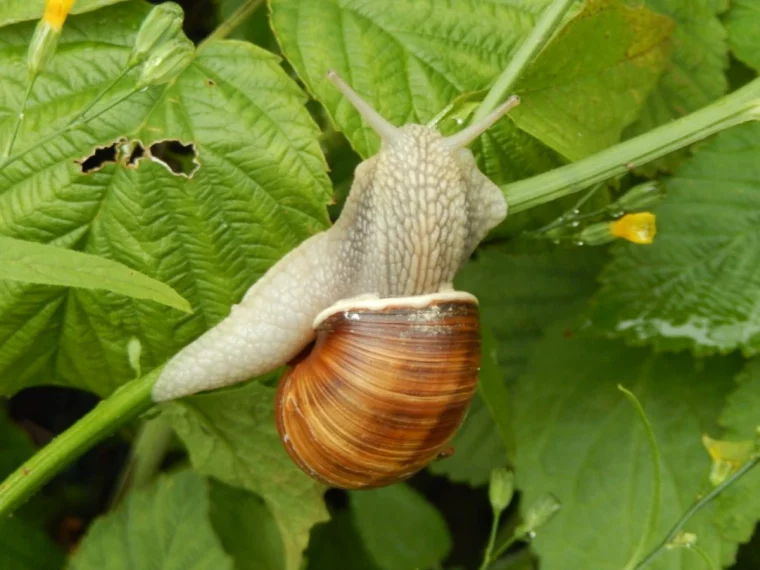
[[326, 69, 520, 149]]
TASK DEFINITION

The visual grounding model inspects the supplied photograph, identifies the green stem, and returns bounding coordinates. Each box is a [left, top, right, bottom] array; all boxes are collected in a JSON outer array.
[[198, 0, 264, 50], [490, 532, 522, 561], [619, 385, 662, 570], [1, 87, 139, 171], [471, 0, 575, 123], [634, 454, 760, 570], [506, 77, 760, 213], [0, 368, 160, 517], [478, 507, 502, 570], [108, 415, 173, 508], [2, 73, 38, 159], [68, 65, 134, 126]]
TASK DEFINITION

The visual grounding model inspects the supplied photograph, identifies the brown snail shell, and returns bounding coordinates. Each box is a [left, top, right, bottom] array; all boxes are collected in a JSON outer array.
[[275, 291, 481, 489]]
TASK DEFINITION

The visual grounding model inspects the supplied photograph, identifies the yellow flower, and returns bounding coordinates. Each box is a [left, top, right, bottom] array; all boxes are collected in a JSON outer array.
[[609, 212, 657, 244], [44, 0, 76, 31]]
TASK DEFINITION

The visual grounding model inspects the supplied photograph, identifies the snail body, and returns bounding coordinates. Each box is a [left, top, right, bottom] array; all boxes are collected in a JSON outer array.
[[152, 72, 515, 403], [276, 291, 481, 489], [150, 70, 517, 488]]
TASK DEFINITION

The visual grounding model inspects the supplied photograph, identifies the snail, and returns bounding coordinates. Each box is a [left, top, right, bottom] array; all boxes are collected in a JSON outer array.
[[152, 71, 518, 488]]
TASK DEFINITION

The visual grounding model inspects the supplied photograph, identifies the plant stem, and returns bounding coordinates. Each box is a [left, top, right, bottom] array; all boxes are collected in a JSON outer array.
[[198, 0, 263, 50], [619, 385, 662, 570], [2, 73, 38, 159], [471, 0, 575, 124], [0, 368, 161, 517], [478, 507, 501, 570], [108, 415, 173, 508], [1, 87, 139, 171], [68, 65, 134, 126], [491, 532, 522, 561], [505, 77, 760, 213], [634, 454, 760, 570]]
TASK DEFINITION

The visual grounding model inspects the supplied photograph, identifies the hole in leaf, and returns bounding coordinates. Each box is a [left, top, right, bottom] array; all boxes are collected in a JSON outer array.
[[76, 141, 121, 173], [148, 140, 199, 178], [205, 78, 216, 87], [126, 142, 145, 167]]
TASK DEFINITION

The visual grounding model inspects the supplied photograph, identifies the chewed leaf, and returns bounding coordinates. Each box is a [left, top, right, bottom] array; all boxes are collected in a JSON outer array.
[[0, 236, 191, 312], [0, 3, 331, 397]]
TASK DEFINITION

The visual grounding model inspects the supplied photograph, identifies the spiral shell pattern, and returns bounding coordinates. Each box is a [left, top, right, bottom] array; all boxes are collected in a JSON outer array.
[[275, 292, 481, 489]]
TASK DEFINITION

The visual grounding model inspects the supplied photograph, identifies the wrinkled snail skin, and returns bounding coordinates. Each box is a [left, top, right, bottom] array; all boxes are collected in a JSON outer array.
[[275, 292, 481, 489], [151, 71, 514, 403]]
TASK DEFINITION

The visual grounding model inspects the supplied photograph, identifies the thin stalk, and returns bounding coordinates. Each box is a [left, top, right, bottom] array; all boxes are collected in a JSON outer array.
[[506, 77, 760, 213], [478, 508, 501, 570], [2, 73, 38, 159], [108, 416, 173, 509], [619, 385, 662, 570], [471, 0, 575, 124], [634, 454, 760, 569], [198, 0, 264, 50], [0, 368, 160, 517], [68, 65, 134, 126], [491, 533, 522, 561], [1, 87, 139, 171]]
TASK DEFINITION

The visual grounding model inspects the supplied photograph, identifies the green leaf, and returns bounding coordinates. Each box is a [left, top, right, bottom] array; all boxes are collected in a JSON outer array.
[[625, 0, 729, 173], [0, 0, 126, 27], [0, 518, 65, 570], [712, 358, 760, 550], [271, 0, 670, 163], [0, 3, 331, 397], [0, 235, 191, 312], [163, 381, 329, 570], [724, 0, 760, 73], [512, 321, 744, 569], [510, 0, 673, 161], [349, 484, 452, 570], [0, 409, 35, 478], [208, 480, 285, 570], [455, 242, 606, 379], [0, 412, 64, 570], [589, 122, 760, 355], [270, 0, 551, 158], [69, 470, 233, 570], [306, 511, 381, 570]]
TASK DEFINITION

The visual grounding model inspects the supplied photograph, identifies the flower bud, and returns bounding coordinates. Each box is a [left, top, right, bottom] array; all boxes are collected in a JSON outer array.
[[488, 468, 514, 512], [128, 3, 185, 67], [577, 221, 617, 246], [611, 181, 664, 213], [702, 434, 755, 486], [27, 21, 60, 75], [43, 0, 76, 31], [515, 493, 561, 537], [135, 38, 195, 89]]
